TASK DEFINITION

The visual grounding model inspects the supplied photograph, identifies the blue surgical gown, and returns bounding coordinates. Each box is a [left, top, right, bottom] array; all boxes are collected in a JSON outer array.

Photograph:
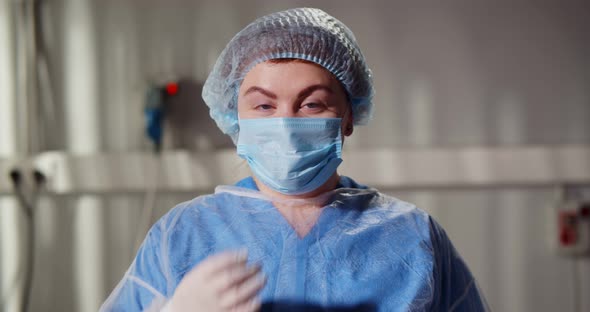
[[101, 176, 488, 311]]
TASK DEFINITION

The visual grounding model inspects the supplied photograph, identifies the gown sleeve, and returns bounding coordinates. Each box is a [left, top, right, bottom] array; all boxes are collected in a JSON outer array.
[[99, 219, 171, 312], [429, 217, 490, 312]]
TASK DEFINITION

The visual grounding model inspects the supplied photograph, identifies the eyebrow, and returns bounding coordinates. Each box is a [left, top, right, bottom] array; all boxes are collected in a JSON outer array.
[[243, 84, 334, 100], [243, 86, 277, 99], [297, 84, 334, 99]]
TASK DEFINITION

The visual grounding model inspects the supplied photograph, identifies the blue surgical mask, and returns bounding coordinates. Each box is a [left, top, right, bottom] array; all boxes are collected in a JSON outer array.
[[237, 117, 343, 195]]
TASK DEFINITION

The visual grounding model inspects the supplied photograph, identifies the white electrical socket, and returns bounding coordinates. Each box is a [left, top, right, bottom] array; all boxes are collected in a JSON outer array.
[[553, 200, 590, 257]]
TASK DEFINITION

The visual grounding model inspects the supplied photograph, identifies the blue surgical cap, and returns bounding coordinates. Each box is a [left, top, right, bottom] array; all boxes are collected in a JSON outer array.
[[202, 7, 374, 143]]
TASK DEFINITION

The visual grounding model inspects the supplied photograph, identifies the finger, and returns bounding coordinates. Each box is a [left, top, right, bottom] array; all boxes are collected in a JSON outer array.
[[195, 249, 249, 277], [214, 263, 261, 293], [219, 272, 266, 309]]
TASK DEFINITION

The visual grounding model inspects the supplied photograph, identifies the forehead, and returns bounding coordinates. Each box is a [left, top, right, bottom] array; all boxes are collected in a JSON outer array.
[[239, 60, 345, 95]]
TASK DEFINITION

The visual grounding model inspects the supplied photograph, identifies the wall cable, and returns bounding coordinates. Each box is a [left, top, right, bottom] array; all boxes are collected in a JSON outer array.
[[6, 169, 45, 312]]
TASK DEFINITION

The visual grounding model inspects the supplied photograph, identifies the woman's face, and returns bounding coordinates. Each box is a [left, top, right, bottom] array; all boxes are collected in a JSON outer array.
[[237, 60, 353, 136]]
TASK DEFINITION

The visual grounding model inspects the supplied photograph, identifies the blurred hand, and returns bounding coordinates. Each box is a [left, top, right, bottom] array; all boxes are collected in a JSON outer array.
[[167, 250, 265, 312]]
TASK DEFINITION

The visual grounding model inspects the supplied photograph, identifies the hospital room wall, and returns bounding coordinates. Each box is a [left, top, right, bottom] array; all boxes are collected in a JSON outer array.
[[1, 0, 589, 311]]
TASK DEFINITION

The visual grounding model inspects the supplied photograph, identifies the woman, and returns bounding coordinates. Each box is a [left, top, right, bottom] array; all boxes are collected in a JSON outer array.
[[101, 8, 488, 312]]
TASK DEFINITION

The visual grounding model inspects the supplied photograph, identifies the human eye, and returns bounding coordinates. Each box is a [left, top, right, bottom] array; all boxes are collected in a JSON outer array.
[[301, 102, 326, 112], [254, 103, 275, 111]]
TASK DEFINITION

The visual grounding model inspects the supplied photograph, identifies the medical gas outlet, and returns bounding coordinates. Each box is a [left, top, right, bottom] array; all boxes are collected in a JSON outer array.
[[554, 200, 590, 257]]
